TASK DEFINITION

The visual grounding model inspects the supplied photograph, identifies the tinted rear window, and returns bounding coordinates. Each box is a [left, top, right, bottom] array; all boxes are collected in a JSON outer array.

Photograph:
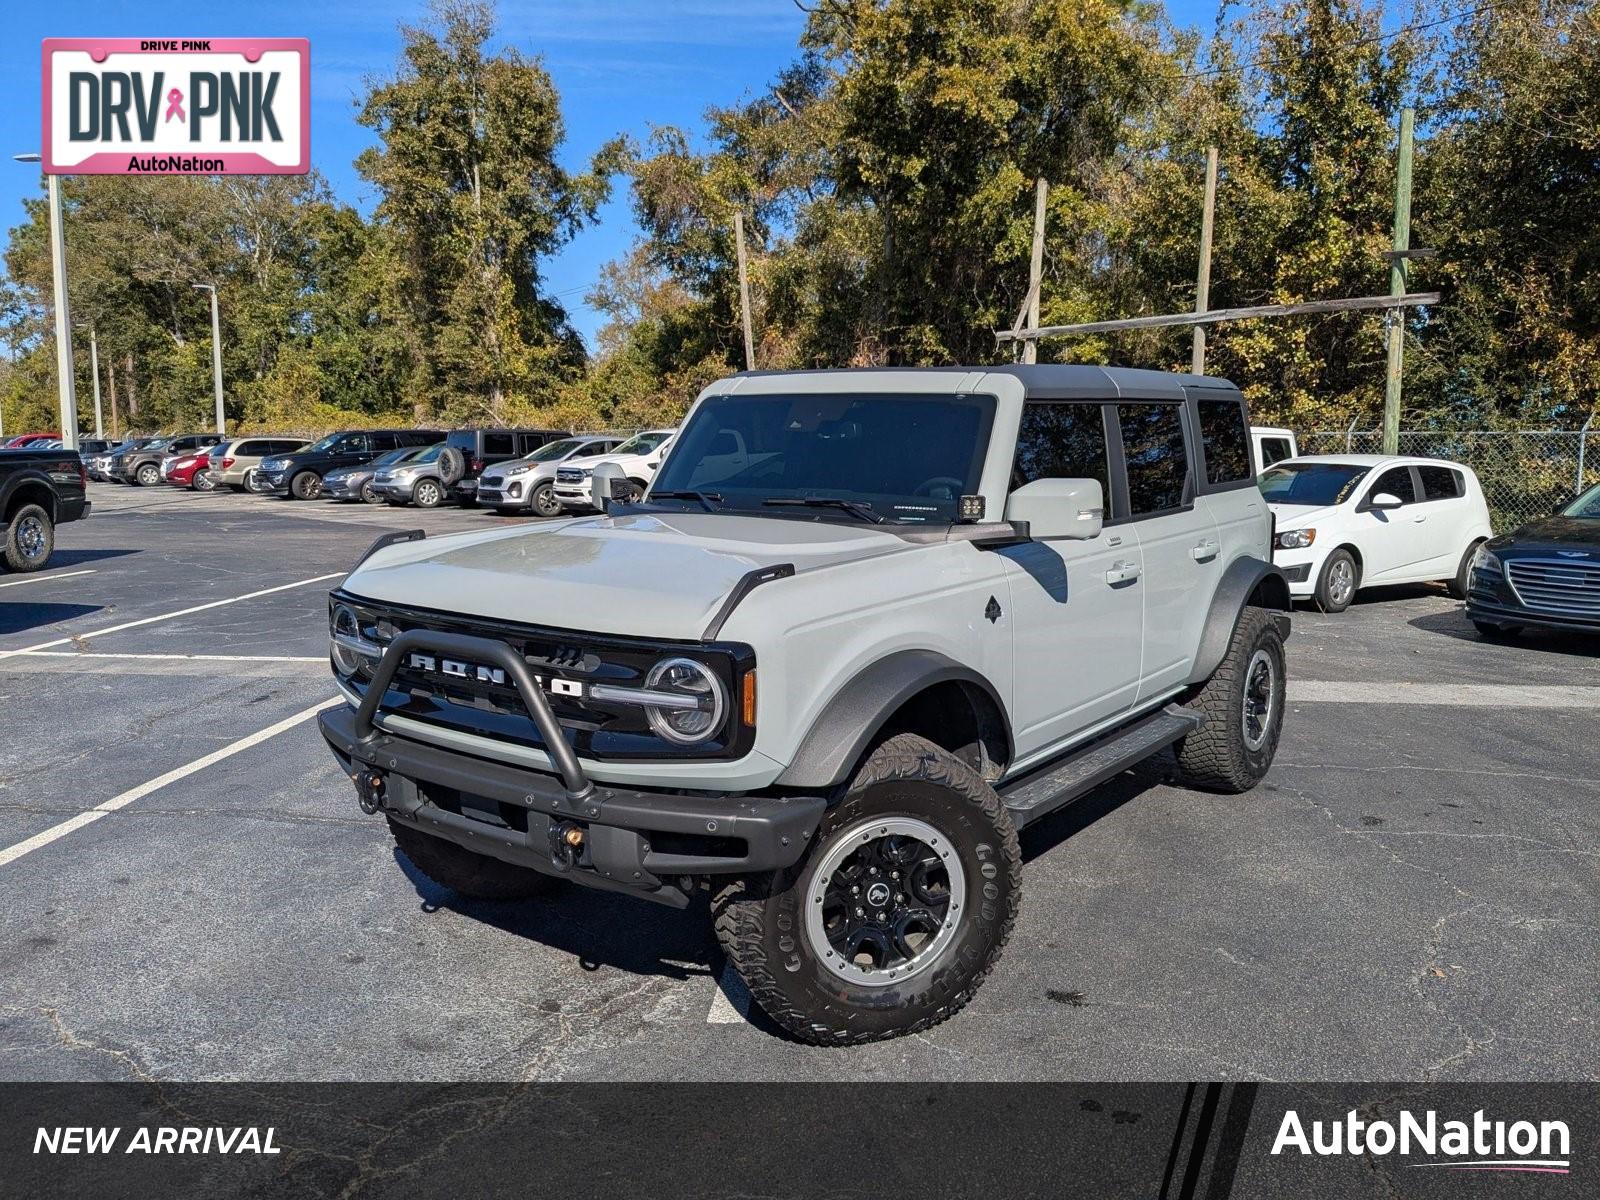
[[1418, 465, 1464, 500], [1195, 397, 1252, 484], [1117, 403, 1189, 514]]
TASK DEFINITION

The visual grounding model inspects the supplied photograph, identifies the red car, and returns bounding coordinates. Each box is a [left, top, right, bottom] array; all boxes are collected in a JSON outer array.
[[163, 446, 219, 489], [4, 432, 60, 448]]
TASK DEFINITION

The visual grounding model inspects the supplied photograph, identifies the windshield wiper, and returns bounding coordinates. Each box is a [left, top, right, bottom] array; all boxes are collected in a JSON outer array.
[[650, 489, 723, 511], [762, 496, 886, 524]]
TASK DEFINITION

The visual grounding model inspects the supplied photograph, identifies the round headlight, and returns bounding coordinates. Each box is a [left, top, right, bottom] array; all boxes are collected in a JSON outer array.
[[330, 604, 364, 676], [644, 657, 726, 744]]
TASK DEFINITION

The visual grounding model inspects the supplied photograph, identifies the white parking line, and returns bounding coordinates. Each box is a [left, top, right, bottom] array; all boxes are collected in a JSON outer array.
[[0, 572, 342, 661], [0, 698, 339, 870], [1289, 681, 1600, 708], [0, 568, 96, 590], [17, 651, 324, 663]]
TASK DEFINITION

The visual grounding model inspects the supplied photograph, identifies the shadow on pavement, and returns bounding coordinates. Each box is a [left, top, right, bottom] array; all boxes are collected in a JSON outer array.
[[1018, 755, 1171, 865], [393, 847, 718, 984], [1408, 607, 1600, 657], [0, 601, 105, 635], [43, 547, 141, 568]]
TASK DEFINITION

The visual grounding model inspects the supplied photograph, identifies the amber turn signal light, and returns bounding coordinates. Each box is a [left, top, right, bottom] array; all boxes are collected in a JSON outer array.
[[741, 670, 757, 727]]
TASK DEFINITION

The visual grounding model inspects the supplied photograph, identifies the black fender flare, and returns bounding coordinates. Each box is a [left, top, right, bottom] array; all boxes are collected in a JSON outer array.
[[1, 472, 60, 524], [774, 649, 1012, 789], [1187, 555, 1292, 684]]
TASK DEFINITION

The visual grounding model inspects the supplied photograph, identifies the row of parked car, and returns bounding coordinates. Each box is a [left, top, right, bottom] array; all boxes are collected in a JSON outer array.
[[80, 425, 681, 515]]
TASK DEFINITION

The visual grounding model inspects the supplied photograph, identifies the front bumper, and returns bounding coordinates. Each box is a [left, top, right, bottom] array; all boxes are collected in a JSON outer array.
[[477, 477, 528, 507], [259, 469, 291, 496], [1271, 548, 1320, 595], [1466, 565, 1600, 634], [320, 704, 824, 907], [323, 476, 368, 499]]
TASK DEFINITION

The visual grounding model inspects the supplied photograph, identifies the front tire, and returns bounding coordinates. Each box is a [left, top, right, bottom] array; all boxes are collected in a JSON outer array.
[[1175, 605, 1286, 793], [1313, 548, 1359, 613], [714, 733, 1020, 1045], [1472, 620, 1523, 641], [360, 480, 381, 505], [3, 503, 54, 572], [389, 819, 559, 901], [289, 470, 322, 500], [531, 482, 561, 517], [412, 479, 444, 509], [134, 462, 160, 487]]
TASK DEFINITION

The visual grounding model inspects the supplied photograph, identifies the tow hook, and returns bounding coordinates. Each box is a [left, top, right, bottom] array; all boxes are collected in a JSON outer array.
[[353, 769, 387, 814], [550, 820, 586, 869]]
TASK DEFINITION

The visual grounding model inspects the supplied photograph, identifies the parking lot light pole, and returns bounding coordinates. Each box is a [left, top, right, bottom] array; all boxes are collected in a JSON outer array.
[[77, 322, 104, 439], [14, 152, 79, 450], [192, 283, 225, 437]]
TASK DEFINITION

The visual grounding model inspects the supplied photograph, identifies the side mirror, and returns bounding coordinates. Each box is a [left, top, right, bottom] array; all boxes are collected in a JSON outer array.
[[1004, 478, 1104, 540], [1366, 492, 1403, 511], [590, 461, 627, 512]]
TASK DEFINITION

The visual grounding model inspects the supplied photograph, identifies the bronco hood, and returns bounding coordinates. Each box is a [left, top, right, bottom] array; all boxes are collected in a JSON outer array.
[[343, 511, 917, 640]]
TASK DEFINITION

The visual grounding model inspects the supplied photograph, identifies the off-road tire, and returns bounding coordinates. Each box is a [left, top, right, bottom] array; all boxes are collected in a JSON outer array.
[[437, 447, 466, 487], [289, 470, 322, 500], [1175, 605, 1286, 793], [413, 479, 444, 509], [1472, 620, 1523, 641], [3, 503, 54, 572], [1448, 541, 1483, 600], [388, 818, 559, 901], [1313, 548, 1359, 613], [531, 482, 561, 517], [134, 462, 160, 487], [713, 733, 1020, 1045]]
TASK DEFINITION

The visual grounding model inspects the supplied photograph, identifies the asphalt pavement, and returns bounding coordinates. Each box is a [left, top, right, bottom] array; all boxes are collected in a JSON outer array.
[[0, 482, 1594, 1081]]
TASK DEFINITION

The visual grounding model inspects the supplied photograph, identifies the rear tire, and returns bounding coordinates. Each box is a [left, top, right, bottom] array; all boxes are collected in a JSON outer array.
[[531, 482, 561, 517], [1448, 541, 1483, 600], [3, 503, 54, 572], [713, 733, 1020, 1045], [289, 470, 322, 500], [1175, 605, 1286, 793], [389, 819, 560, 901], [1313, 548, 1359, 613]]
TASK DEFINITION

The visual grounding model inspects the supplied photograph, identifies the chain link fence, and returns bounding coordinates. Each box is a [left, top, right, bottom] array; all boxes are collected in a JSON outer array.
[[1300, 426, 1598, 533]]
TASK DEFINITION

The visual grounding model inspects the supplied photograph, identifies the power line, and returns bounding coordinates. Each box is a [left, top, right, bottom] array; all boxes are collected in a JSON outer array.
[[1176, 1, 1515, 83]]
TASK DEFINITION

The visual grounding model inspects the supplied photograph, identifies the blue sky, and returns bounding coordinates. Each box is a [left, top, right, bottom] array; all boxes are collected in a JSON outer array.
[[1, 0, 1217, 346]]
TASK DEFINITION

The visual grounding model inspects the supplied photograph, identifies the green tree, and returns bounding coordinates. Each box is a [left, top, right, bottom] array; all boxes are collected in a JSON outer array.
[[356, 0, 622, 423]]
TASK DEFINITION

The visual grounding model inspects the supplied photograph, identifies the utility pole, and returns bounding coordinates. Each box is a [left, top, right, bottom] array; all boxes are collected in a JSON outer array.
[[1191, 147, 1219, 376], [1023, 178, 1048, 365], [193, 283, 225, 436], [85, 324, 103, 438], [1382, 108, 1415, 455], [14, 153, 79, 449], [733, 211, 756, 371]]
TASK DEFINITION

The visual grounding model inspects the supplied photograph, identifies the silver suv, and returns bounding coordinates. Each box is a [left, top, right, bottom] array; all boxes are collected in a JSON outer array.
[[319, 366, 1291, 1044], [477, 435, 623, 516]]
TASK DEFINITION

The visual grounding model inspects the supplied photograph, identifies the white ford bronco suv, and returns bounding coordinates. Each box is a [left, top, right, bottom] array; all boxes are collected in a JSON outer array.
[[319, 366, 1291, 1044]]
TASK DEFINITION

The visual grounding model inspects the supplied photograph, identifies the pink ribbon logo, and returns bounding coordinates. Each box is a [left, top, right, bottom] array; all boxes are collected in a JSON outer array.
[[164, 88, 185, 123]]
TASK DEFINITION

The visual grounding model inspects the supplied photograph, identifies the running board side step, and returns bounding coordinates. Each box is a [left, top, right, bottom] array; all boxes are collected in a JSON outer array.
[[999, 705, 1201, 830]]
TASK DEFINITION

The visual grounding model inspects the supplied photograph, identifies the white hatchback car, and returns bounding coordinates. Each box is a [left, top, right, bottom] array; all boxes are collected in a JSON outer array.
[[1261, 455, 1494, 612]]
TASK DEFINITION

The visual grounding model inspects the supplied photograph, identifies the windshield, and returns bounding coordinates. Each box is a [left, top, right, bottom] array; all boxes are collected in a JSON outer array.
[[614, 431, 673, 456], [649, 392, 997, 524], [304, 433, 345, 453], [409, 443, 444, 464], [527, 438, 586, 463], [1562, 483, 1600, 519], [371, 447, 413, 467], [143, 438, 173, 451], [1259, 462, 1371, 507]]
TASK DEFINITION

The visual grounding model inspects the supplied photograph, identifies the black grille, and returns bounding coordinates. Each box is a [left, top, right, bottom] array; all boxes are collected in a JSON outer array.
[[338, 593, 754, 761]]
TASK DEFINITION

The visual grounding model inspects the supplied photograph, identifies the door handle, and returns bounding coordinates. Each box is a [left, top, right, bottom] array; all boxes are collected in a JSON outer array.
[[1190, 539, 1219, 561], [1105, 560, 1141, 585]]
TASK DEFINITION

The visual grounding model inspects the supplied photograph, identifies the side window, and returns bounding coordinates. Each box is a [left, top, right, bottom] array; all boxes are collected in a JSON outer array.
[[517, 433, 545, 455], [1260, 437, 1292, 467], [1368, 466, 1417, 505], [1013, 402, 1113, 514], [1116, 403, 1189, 516], [1195, 397, 1252, 484], [482, 432, 514, 457], [1417, 465, 1464, 500]]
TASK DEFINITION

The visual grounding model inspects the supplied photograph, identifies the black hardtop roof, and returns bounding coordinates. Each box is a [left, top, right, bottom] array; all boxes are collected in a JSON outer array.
[[732, 364, 1240, 399]]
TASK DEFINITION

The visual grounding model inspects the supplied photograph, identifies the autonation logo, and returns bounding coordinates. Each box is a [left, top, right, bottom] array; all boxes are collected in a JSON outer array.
[[1273, 1108, 1571, 1174]]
